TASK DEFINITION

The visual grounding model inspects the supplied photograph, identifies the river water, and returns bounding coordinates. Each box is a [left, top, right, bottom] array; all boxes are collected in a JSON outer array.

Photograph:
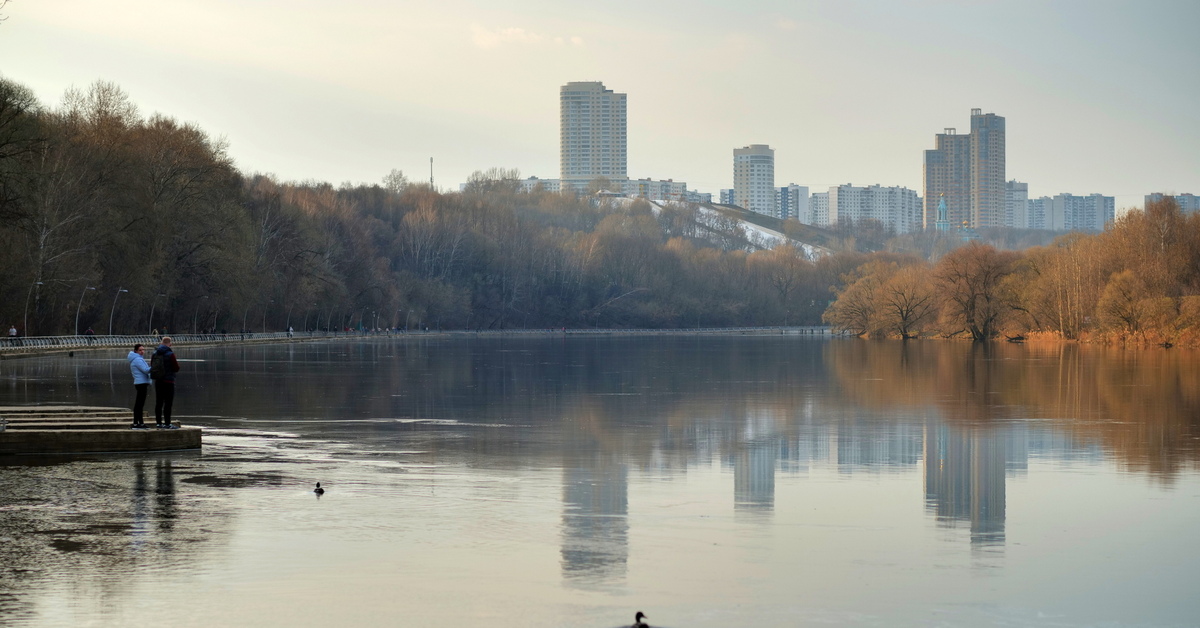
[[0, 336, 1197, 627]]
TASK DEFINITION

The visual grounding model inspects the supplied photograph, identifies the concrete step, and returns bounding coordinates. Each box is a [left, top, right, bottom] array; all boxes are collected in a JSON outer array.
[[4, 416, 132, 424], [5, 418, 131, 425], [4, 412, 132, 420], [4, 425, 133, 430], [0, 425, 201, 454], [0, 406, 130, 415], [0, 405, 143, 432]]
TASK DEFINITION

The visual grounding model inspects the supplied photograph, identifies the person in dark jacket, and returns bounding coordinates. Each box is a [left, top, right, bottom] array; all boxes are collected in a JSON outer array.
[[152, 336, 181, 429]]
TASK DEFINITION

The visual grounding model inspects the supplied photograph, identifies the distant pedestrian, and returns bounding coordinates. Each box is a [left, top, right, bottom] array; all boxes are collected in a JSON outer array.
[[127, 344, 151, 429], [7, 325, 15, 337], [150, 336, 181, 429]]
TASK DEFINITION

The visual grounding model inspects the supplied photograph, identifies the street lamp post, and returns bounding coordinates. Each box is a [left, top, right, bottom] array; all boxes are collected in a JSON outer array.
[[108, 288, 129, 335], [148, 293, 166, 334], [75, 286, 96, 335], [405, 309, 412, 332], [23, 280, 44, 337]]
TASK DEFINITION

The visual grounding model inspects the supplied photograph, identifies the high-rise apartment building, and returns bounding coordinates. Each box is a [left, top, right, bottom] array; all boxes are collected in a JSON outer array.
[[1027, 197, 1049, 230], [777, 184, 810, 222], [734, 144, 775, 216], [824, 184, 923, 234], [810, 192, 829, 226], [924, 130, 971, 229], [924, 109, 1006, 229], [1029, 193, 1114, 231], [1005, 180, 1029, 229], [1146, 192, 1200, 214], [560, 81, 627, 190], [970, 111, 1006, 227]]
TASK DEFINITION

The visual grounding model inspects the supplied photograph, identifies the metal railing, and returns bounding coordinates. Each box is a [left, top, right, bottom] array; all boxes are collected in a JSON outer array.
[[0, 331, 341, 353]]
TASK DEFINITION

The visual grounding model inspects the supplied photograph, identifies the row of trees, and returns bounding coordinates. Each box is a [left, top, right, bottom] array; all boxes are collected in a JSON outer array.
[[824, 198, 1200, 345], [0, 79, 867, 336]]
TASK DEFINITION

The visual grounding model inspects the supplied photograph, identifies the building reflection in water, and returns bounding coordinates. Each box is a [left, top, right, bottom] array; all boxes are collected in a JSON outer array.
[[733, 409, 780, 512], [923, 421, 1007, 547], [705, 405, 1094, 551], [651, 391, 1118, 552], [560, 452, 628, 588], [734, 438, 778, 511]]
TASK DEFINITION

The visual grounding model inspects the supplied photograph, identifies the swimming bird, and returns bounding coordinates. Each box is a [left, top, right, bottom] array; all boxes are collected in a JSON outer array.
[[632, 611, 649, 628], [314, 482, 325, 495]]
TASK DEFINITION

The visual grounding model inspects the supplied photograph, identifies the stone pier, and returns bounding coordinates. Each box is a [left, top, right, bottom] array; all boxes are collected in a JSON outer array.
[[0, 406, 201, 455]]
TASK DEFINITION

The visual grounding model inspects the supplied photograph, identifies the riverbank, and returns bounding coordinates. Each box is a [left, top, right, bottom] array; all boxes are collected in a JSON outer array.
[[0, 331, 353, 360], [0, 326, 836, 359]]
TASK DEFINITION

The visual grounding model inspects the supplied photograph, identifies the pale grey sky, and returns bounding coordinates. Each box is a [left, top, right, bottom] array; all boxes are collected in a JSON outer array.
[[2, 0, 1197, 211]]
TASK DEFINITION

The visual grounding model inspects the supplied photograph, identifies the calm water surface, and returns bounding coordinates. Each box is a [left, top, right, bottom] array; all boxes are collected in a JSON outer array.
[[0, 336, 1198, 627]]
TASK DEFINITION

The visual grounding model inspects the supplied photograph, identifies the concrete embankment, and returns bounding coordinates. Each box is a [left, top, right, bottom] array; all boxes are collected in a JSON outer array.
[[0, 327, 836, 360], [0, 331, 338, 360], [0, 406, 200, 455]]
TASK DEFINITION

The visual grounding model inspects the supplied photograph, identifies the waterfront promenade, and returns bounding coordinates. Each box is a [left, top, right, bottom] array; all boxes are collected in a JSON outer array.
[[0, 327, 835, 359]]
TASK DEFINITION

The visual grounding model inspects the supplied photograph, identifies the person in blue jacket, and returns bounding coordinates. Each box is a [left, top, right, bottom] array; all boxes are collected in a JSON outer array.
[[152, 336, 181, 429], [127, 344, 151, 429]]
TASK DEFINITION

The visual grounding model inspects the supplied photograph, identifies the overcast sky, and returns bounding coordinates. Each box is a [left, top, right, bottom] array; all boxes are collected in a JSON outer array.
[[2, 0, 1197, 211]]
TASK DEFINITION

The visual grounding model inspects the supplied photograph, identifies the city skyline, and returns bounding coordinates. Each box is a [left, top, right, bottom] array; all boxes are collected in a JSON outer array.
[[3, 1, 1197, 212]]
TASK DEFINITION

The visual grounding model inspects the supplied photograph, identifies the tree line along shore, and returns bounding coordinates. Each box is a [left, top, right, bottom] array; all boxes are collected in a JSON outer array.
[[1, 79, 1197, 346]]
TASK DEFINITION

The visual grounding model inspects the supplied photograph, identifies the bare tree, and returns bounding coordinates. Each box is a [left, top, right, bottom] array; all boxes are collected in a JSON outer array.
[[934, 243, 1018, 341], [382, 168, 409, 194], [750, 243, 811, 320], [877, 264, 938, 338]]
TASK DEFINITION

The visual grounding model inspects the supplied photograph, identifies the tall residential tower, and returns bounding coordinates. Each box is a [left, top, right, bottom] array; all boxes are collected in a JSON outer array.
[[560, 81, 627, 190], [734, 144, 775, 216], [924, 109, 1006, 229]]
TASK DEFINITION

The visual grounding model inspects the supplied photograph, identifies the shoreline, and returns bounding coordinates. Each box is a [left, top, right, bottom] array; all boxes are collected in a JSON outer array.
[[0, 326, 838, 360]]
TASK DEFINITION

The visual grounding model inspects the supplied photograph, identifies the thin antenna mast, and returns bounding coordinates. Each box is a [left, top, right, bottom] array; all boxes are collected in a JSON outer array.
[[429, 157, 434, 188]]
